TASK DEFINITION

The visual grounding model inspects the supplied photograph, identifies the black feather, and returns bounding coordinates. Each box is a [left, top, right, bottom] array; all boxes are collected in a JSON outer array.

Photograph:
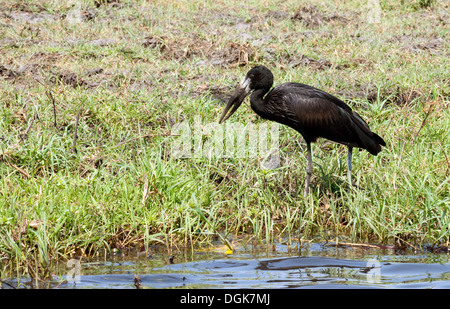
[[247, 68, 386, 155]]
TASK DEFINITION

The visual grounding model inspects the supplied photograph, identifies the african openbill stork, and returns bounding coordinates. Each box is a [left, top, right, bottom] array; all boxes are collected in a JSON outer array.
[[219, 65, 386, 196]]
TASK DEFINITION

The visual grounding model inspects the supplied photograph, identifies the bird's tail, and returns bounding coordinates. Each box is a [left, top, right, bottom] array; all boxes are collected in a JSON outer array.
[[372, 132, 386, 147], [350, 111, 386, 156], [364, 131, 386, 155]]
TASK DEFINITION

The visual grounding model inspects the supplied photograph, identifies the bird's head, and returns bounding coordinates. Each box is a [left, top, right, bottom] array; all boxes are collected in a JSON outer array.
[[219, 65, 273, 123]]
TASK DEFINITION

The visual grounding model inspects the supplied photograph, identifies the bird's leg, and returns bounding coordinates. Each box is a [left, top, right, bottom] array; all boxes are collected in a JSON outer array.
[[304, 142, 312, 197], [347, 146, 353, 187]]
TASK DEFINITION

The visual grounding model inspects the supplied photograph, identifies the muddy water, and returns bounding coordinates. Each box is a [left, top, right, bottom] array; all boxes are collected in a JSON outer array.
[[3, 242, 449, 289]]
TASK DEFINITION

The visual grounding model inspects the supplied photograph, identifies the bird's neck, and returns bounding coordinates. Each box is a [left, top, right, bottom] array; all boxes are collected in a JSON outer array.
[[250, 88, 270, 118]]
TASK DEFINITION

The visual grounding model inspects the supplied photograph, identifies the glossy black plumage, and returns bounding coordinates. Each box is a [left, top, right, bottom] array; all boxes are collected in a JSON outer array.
[[253, 82, 385, 155], [219, 65, 386, 195]]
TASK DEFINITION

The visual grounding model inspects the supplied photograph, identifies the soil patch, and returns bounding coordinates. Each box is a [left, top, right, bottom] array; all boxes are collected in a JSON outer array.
[[5, 10, 60, 23], [389, 34, 445, 55], [336, 83, 428, 107], [284, 54, 332, 70], [49, 69, 92, 88], [0, 65, 18, 80], [291, 5, 349, 28], [0, 62, 98, 89], [143, 35, 255, 67], [1, 3, 61, 23]]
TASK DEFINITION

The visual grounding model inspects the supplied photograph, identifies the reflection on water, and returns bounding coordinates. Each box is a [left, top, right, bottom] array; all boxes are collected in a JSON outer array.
[[3, 241, 450, 289]]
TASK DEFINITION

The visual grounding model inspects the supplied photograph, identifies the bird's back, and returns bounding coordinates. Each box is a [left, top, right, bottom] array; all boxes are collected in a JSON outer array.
[[261, 82, 385, 155]]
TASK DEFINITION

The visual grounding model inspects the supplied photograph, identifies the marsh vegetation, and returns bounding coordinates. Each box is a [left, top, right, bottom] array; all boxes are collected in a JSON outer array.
[[0, 0, 448, 280]]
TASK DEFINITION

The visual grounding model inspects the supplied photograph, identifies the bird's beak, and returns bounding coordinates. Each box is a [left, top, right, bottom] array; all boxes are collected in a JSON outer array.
[[219, 77, 251, 124]]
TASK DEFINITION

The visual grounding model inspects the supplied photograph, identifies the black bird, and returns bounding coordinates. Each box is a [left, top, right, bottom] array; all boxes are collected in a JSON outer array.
[[219, 65, 386, 196]]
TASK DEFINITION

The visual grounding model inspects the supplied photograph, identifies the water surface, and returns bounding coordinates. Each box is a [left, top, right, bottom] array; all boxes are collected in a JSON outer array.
[[3, 241, 449, 289]]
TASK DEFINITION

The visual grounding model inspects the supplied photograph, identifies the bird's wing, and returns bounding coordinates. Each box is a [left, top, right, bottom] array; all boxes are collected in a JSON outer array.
[[272, 83, 373, 136]]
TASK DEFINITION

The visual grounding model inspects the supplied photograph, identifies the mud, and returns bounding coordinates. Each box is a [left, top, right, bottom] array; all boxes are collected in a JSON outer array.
[[389, 34, 445, 55], [49, 69, 91, 88], [335, 83, 428, 107], [142, 35, 167, 50], [4, 10, 61, 24], [284, 54, 332, 70], [0, 61, 98, 89], [0, 65, 18, 80], [291, 5, 349, 28], [143, 34, 255, 67]]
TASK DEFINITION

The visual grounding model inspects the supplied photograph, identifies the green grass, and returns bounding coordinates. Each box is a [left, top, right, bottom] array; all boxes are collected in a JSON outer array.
[[0, 0, 448, 278]]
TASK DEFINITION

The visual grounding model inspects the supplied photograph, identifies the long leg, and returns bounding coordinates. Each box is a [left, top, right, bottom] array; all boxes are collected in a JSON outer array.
[[347, 146, 353, 187], [304, 142, 312, 197]]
